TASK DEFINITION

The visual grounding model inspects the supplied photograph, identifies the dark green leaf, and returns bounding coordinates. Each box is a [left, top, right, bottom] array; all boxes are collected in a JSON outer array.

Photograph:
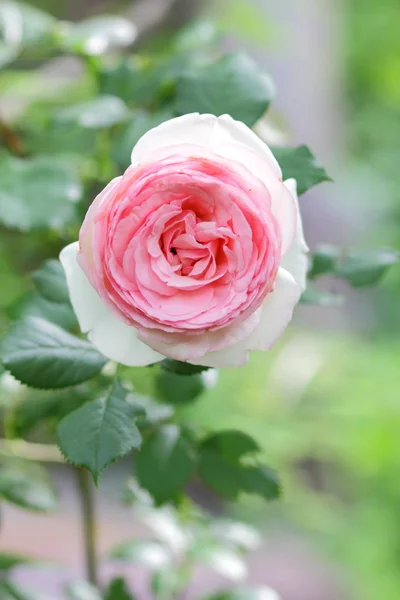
[[155, 370, 206, 405], [271, 145, 332, 195], [1, 317, 107, 389], [242, 465, 281, 500], [135, 424, 197, 504], [160, 359, 210, 376], [54, 96, 130, 129], [0, 154, 82, 231], [175, 53, 274, 126], [335, 248, 399, 287], [65, 581, 102, 600], [105, 577, 135, 600], [60, 16, 136, 56], [32, 260, 70, 304], [99, 55, 188, 107], [201, 430, 260, 462], [111, 539, 170, 568], [198, 432, 280, 501], [0, 462, 57, 512], [0, 553, 35, 571], [56, 380, 142, 482]]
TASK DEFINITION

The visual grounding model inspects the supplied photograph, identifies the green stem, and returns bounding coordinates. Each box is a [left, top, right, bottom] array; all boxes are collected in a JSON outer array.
[[75, 468, 98, 587]]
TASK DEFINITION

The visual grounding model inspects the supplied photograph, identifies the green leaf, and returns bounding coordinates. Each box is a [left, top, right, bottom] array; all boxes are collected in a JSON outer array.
[[135, 425, 197, 504], [201, 430, 260, 462], [308, 244, 341, 279], [104, 577, 135, 600], [198, 432, 280, 501], [271, 145, 332, 195], [300, 285, 344, 307], [56, 381, 142, 482], [1, 317, 107, 389], [111, 111, 172, 170], [335, 248, 399, 287], [65, 581, 102, 600], [0, 1, 56, 68], [160, 359, 210, 376], [60, 16, 136, 56], [54, 96, 130, 129], [126, 394, 174, 428], [32, 260, 70, 304], [203, 587, 280, 600], [8, 292, 77, 331], [0, 462, 57, 512], [111, 539, 170, 569], [10, 386, 91, 438], [0, 581, 52, 600], [155, 370, 206, 405], [0, 553, 35, 571], [0, 154, 82, 231], [175, 53, 274, 126]]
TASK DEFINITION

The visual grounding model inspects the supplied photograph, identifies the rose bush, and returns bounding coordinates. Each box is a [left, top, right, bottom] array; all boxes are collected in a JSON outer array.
[[61, 113, 308, 368]]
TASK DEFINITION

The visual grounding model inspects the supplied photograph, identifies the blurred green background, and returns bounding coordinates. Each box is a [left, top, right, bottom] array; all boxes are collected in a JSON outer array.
[[1, 1, 400, 599]]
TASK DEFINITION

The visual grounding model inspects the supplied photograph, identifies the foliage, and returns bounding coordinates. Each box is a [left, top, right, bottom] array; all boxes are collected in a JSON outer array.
[[0, 1, 397, 599]]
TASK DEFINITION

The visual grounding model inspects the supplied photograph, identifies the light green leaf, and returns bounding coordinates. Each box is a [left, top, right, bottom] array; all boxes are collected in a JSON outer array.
[[175, 53, 274, 126], [300, 285, 344, 307], [0, 462, 57, 512], [126, 394, 174, 427], [32, 260, 70, 304], [111, 539, 171, 569], [56, 381, 142, 482], [0, 154, 82, 231], [9, 292, 77, 331], [65, 581, 102, 600], [203, 587, 280, 600], [10, 386, 91, 438], [0, 581, 52, 600], [104, 577, 135, 600], [1, 316, 107, 389], [55, 96, 130, 129], [308, 244, 341, 279], [0, 553, 35, 571], [60, 16, 136, 56], [111, 111, 172, 169], [335, 248, 399, 287], [135, 425, 197, 504], [271, 145, 332, 195], [0, 1, 56, 68]]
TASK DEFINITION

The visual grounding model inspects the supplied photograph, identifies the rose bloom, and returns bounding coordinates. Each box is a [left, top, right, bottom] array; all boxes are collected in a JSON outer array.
[[61, 113, 308, 367]]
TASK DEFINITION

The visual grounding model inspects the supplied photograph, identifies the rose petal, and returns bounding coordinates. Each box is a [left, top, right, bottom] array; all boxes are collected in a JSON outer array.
[[60, 242, 163, 366], [190, 268, 300, 367], [280, 179, 309, 292]]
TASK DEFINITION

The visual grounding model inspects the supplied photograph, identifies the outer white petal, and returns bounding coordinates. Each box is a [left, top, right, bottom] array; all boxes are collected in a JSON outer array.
[[59, 242, 164, 367], [280, 179, 309, 292], [60, 242, 108, 333], [191, 267, 300, 367], [130, 113, 296, 254], [88, 312, 164, 367]]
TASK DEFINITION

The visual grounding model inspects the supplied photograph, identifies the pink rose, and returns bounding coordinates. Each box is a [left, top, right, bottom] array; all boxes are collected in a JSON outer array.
[[60, 113, 308, 367]]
